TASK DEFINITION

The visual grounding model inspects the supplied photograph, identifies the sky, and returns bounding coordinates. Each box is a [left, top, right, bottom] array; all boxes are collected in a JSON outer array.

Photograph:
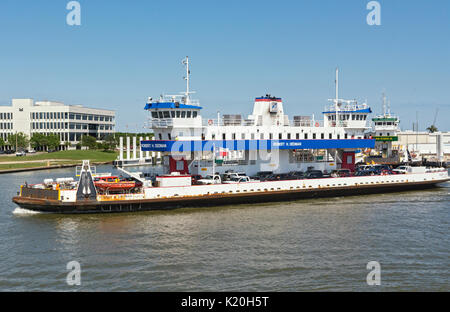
[[0, 0, 449, 132]]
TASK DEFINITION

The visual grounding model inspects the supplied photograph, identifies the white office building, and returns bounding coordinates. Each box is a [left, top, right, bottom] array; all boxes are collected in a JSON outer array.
[[0, 99, 115, 150]]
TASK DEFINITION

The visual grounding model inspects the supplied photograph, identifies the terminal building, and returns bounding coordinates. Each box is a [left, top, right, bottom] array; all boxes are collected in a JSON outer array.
[[0, 99, 115, 150]]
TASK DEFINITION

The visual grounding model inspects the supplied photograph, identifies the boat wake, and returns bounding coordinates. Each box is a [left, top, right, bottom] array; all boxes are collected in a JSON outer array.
[[12, 207, 41, 216]]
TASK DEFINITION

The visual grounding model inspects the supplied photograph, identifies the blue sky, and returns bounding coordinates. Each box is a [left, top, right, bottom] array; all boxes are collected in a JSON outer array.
[[0, 0, 449, 131]]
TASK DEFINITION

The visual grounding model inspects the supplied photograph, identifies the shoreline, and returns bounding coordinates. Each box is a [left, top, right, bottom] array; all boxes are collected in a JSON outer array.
[[0, 161, 113, 174]]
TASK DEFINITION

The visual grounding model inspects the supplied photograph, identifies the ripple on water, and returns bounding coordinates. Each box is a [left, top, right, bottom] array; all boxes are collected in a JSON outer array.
[[0, 167, 449, 291]]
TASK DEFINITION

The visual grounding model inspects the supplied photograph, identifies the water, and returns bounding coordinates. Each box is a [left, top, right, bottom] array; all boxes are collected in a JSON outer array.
[[0, 166, 448, 291]]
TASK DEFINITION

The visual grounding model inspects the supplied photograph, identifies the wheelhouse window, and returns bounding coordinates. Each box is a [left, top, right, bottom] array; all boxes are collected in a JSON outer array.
[[186, 111, 191, 118], [152, 112, 158, 118], [193, 111, 198, 118], [181, 111, 186, 118], [163, 111, 170, 118]]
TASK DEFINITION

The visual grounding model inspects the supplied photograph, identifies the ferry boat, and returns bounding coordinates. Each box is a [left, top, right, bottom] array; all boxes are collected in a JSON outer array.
[[12, 58, 450, 213]]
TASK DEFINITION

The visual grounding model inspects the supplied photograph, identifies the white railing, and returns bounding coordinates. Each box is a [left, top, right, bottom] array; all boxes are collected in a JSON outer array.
[[324, 102, 369, 113], [149, 118, 173, 128], [202, 118, 326, 128]]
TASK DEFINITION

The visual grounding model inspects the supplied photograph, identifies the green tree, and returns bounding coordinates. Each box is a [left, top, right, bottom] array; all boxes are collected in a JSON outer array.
[[102, 134, 117, 152], [426, 125, 438, 133], [7, 132, 29, 150], [0, 137, 5, 148], [64, 141, 71, 150], [47, 134, 61, 150], [81, 135, 97, 150], [30, 133, 48, 150]]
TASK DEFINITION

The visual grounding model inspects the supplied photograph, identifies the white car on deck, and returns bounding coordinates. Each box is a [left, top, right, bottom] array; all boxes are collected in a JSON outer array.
[[222, 176, 259, 184], [197, 175, 222, 185], [392, 166, 410, 174]]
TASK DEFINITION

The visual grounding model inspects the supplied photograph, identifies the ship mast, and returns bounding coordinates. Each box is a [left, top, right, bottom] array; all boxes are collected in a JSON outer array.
[[182, 56, 191, 105], [335, 68, 339, 127]]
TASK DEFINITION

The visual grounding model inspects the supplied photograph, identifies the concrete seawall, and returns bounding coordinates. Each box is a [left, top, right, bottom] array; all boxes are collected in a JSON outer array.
[[0, 162, 112, 174]]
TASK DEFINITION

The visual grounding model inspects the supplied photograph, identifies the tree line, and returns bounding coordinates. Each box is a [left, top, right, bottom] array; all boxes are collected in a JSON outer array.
[[0, 132, 154, 152]]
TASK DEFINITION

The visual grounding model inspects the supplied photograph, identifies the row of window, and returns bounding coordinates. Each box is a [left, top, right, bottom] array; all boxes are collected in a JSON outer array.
[[214, 132, 354, 140], [375, 122, 395, 126], [31, 112, 114, 122], [151, 110, 198, 119], [157, 131, 363, 140], [0, 123, 12, 130], [327, 114, 368, 121], [31, 122, 114, 131], [0, 113, 13, 120]]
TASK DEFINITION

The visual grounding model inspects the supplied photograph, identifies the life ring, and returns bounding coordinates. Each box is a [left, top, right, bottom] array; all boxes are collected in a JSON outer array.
[[208, 119, 213, 126], [315, 122, 320, 127]]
